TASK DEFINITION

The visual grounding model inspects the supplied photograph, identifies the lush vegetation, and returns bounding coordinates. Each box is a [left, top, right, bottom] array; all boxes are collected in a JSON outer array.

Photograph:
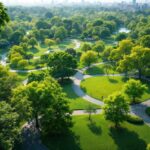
[[0, 2, 150, 150], [62, 80, 100, 110], [43, 115, 150, 150], [81, 76, 150, 102]]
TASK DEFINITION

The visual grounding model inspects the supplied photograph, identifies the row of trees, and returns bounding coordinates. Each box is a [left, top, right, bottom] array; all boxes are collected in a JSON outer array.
[[101, 39, 150, 78]]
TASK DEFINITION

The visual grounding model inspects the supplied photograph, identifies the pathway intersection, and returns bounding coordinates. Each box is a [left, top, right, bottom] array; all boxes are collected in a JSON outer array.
[[72, 64, 150, 126], [0, 40, 150, 125]]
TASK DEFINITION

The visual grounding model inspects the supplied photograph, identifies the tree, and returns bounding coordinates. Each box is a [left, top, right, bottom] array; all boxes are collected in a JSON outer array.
[[66, 48, 76, 57], [17, 59, 28, 69], [20, 42, 28, 51], [123, 79, 147, 103], [120, 46, 150, 79], [117, 55, 132, 77], [12, 77, 72, 135], [28, 71, 46, 83], [47, 51, 77, 81], [54, 26, 67, 41], [110, 39, 133, 63], [0, 2, 9, 29], [10, 30, 24, 44], [45, 11, 53, 19], [0, 101, 20, 150], [118, 39, 133, 55], [93, 19, 103, 26], [103, 92, 129, 128], [0, 65, 18, 101], [116, 32, 127, 41], [99, 27, 110, 39], [85, 105, 97, 121], [93, 40, 105, 55], [45, 39, 55, 49], [0, 39, 9, 48], [35, 19, 50, 29], [11, 86, 32, 122], [80, 51, 98, 67], [81, 43, 91, 52], [102, 46, 112, 61], [28, 37, 37, 48], [141, 35, 150, 48]]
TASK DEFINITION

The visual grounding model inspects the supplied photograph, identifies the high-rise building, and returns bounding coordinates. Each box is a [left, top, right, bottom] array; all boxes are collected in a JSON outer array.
[[133, 0, 136, 5]]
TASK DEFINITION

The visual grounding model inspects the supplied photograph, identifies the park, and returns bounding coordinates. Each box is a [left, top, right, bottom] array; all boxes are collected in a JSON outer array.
[[0, 1, 150, 150]]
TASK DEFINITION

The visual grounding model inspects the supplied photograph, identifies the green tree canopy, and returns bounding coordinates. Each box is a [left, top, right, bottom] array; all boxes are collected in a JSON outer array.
[[123, 79, 147, 103], [0, 65, 18, 101], [93, 40, 105, 55], [0, 2, 9, 29], [47, 51, 77, 80], [80, 50, 98, 67], [103, 92, 129, 128], [0, 101, 20, 150]]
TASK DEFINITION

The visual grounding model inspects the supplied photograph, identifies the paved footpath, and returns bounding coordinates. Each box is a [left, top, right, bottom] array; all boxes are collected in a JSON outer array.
[[72, 64, 150, 126], [72, 109, 102, 115]]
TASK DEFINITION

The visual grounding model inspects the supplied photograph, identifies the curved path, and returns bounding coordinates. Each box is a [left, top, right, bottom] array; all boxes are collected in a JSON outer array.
[[72, 63, 150, 126], [0, 39, 81, 73]]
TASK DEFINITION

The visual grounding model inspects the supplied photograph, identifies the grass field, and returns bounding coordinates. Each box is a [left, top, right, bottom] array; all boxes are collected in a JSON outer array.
[[62, 81, 100, 110], [81, 76, 150, 102], [84, 64, 118, 75], [43, 114, 150, 150]]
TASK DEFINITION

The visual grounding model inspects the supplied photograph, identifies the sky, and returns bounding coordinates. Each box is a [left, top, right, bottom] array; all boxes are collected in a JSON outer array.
[[0, 0, 148, 6]]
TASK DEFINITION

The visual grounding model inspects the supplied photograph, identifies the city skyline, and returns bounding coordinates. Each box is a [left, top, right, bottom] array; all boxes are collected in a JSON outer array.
[[0, 0, 149, 6]]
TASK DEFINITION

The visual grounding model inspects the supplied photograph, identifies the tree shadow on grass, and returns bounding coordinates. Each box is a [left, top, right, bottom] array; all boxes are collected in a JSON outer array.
[[80, 86, 87, 93], [109, 127, 147, 150], [42, 131, 81, 150], [87, 121, 102, 135], [108, 78, 118, 83], [121, 77, 129, 82]]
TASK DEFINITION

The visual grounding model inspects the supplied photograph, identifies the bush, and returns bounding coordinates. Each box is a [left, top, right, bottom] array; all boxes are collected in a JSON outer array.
[[126, 114, 144, 125], [145, 107, 150, 117], [147, 144, 150, 150]]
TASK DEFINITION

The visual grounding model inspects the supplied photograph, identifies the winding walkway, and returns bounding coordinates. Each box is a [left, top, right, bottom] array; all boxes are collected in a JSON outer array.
[[1, 39, 150, 126], [72, 64, 150, 126]]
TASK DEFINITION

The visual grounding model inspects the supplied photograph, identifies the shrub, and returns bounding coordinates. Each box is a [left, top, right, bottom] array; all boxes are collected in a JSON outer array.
[[126, 114, 144, 125], [145, 107, 150, 117]]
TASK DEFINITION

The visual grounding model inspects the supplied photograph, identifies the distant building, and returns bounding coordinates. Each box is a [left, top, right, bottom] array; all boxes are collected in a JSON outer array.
[[133, 0, 136, 5]]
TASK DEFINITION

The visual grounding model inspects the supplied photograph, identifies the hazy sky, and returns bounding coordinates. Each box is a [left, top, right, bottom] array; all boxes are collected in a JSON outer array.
[[0, 0, 148, 6]]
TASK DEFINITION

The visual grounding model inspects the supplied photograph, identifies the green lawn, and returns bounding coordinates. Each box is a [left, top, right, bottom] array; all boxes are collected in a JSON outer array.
[[84, 64, 118, 75], [81, 76, 150, 102], [43, 114, 150, 150], [62, 81, 100, 110]]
